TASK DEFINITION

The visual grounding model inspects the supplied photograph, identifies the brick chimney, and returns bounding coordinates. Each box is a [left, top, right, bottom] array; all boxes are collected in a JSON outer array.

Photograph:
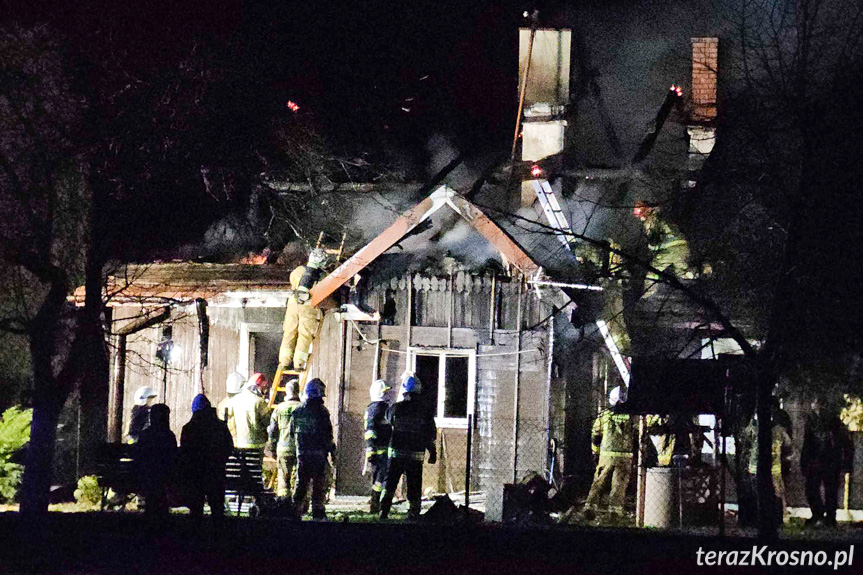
[[691, 37, 718, 123], [686, 38, 718, 186]]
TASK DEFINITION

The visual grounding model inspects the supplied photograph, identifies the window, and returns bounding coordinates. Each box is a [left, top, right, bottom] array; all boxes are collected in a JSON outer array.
[[410, 349, 476, 428]]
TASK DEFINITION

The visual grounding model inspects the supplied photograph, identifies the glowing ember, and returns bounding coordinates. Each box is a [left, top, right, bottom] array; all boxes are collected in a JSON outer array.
[[530, 165, 543, 178], [286, 100, 300, 112], [239, 251, 268, 265]]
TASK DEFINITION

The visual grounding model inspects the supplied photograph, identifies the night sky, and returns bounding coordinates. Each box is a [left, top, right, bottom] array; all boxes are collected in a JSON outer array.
[[4, 0, 728, 258]]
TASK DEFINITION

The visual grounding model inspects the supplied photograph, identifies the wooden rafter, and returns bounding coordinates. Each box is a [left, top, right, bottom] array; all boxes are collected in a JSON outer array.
[[308, 187, 541, 307]]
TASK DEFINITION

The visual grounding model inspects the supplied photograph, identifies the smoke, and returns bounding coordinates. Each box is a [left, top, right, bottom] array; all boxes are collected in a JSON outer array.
[[425, 133, 460, 178]]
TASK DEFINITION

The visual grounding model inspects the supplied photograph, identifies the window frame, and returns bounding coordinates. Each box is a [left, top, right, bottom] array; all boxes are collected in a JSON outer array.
[[408, 347, 476, 429]]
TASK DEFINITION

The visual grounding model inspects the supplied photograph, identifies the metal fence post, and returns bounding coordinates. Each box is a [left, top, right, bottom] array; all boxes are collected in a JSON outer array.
[[465, 413, 473, 516]]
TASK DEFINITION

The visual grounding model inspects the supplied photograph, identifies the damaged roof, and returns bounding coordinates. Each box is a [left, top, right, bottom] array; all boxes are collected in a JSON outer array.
[[72, 263, 295, 307]]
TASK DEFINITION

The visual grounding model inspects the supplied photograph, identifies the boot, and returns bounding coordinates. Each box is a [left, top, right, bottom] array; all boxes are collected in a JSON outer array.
[[370, 490, 381, 514], [407, 500, 421, 521], [379, 493, 392, 521]]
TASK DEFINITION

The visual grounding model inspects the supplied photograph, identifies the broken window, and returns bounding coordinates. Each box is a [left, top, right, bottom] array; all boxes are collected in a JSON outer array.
[[410, 349, 476, 428]]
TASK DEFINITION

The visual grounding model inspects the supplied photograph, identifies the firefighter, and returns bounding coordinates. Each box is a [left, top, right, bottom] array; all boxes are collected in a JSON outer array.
[[289, 378, 335, 520], [633, 201, 693, 284], [364, 379, 393, 513], [267, 378, 302, 498], [231, 373, 271, 449], [801, 397, 853, 527], [744, 409, 794, 528], [217, 372, 245, 442], [278, 248, 331, 372], [126, 386, 158, 444], [582, 387, 635, 518], [379, 373, 437, 521], [645, 414, 699, 467]]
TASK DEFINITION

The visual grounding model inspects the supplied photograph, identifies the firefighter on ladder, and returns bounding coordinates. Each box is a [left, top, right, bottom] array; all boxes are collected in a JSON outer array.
[[278, 248, 332, 373]]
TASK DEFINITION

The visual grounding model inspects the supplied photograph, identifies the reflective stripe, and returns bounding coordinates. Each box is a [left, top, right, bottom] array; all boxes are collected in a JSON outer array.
[[372, 483, 383, 492], [366, 447, 387, 457], [364, 430, 377, 440], [388, 448, 424, 461], [600, 450, 633, 458]]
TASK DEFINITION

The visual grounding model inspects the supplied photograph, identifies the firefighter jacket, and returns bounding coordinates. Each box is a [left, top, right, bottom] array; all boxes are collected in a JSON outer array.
[[230, 388, 271, 448], [592, 410, 635, 459], [745, 420, 793, 476], [216, 395, 237, 440], [386, 395, 436, 462], [288, 398, 335, 458], [126, 405, 151, 444], [279, 265, 325, 369], [268, 398, 302, 456], [364, 401, 392, 459], [644, 217, 692, 278]]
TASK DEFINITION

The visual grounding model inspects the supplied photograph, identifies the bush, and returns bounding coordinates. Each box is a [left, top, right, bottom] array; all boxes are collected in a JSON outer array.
[[0, 406, 32, 503], [74, 475, 102, 508]]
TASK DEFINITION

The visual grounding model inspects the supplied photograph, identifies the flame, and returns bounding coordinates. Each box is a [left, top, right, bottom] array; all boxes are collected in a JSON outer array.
[[239, 251, 268, 265], [669, 85, 683, 97], [530, 165, 543, 178], [286, 100, 300, 112]]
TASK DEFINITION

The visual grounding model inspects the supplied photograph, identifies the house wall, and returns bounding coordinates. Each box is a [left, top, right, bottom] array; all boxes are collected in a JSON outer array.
[[331, 272, 556, 520], [112, 305, 283, 437]]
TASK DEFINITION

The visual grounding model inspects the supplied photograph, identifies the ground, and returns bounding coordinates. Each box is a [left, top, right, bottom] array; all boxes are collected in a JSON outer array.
[[0, 505, 861, 574]]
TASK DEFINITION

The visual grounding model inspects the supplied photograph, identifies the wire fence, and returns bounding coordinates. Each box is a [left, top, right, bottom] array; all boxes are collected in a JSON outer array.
[[429, 413, 726, 530]]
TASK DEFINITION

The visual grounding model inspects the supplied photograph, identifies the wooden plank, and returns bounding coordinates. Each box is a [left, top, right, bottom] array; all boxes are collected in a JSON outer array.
[[448, 194, 540, 277], [309, 195, 437, 307]]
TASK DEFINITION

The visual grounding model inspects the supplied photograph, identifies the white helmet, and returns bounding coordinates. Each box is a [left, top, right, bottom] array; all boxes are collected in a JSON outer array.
[[609, 386, 625, 407], [369, 379, 391, 402], [307, 248, 330, 269], [134, 386, 157, 406], [226, 372, 245, 395]]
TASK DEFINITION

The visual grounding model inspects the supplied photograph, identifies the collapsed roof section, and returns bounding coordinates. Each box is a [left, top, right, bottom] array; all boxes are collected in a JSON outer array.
[[308, 186, 542, 307]]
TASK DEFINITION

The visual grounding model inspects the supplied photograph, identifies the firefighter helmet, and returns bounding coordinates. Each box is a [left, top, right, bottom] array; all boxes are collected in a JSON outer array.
[[369, 379, 391, 402], [307, 248, 331, 269], [609, 386, 626, 407], [287, 378, 301, 400], [133, 386, 157, 406], [304, 378, 326, 400], [246, 372, 268, 393], [399, 372, 421, 399], [226, 372, 245, 395]]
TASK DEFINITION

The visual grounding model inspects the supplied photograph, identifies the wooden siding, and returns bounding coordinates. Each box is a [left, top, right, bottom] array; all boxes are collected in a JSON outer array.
[[335, 311, 554, 499], [113, 305, 282, 437], [364, 273, 547, 331]]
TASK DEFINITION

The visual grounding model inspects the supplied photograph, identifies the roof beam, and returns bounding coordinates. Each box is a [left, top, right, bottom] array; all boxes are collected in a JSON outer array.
[[308, 192, 442, 307]]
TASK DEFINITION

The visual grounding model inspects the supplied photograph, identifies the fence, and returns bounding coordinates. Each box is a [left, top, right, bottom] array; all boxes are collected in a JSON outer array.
[[428, 416, 564, 522], [431, 411, 727, 531]]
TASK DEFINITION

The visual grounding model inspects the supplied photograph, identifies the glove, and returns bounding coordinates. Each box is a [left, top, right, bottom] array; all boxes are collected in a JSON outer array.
[[427, 450, 437, 465]]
